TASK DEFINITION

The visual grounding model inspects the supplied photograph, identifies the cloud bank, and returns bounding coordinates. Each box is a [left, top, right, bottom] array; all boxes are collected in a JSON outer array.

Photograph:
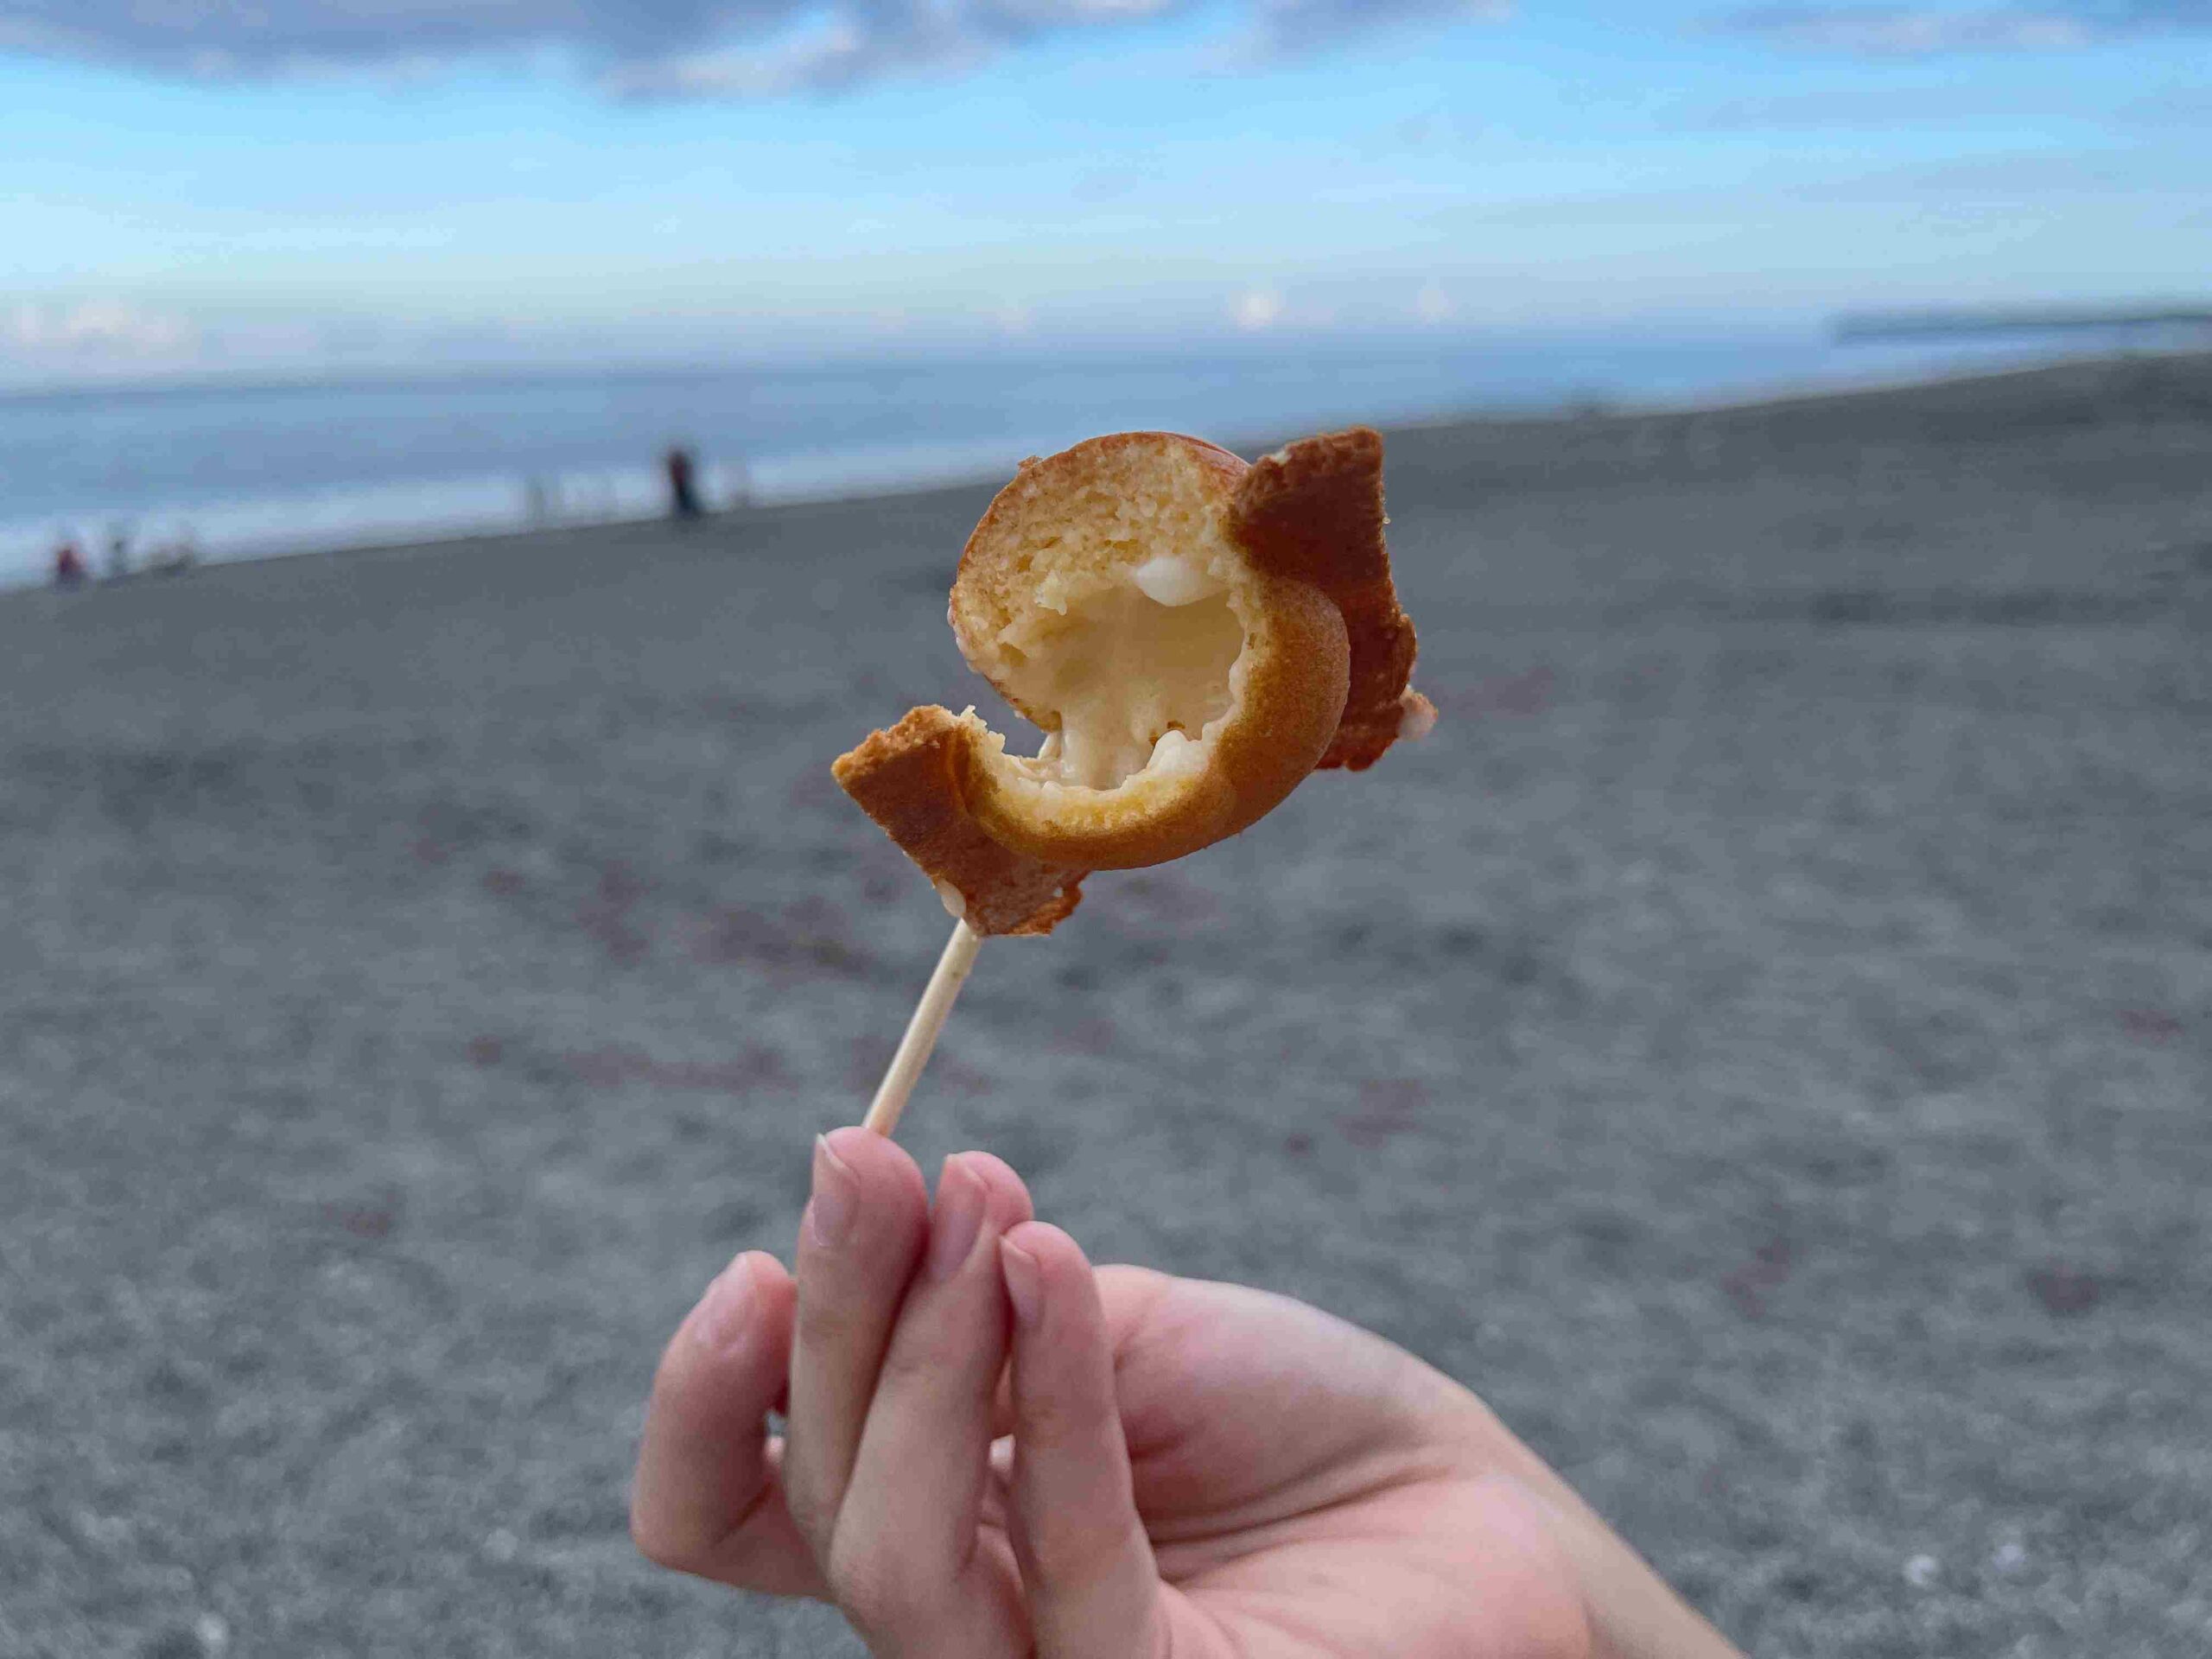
[[0, 0, 1513, 99], [3, 300, 196, 359]]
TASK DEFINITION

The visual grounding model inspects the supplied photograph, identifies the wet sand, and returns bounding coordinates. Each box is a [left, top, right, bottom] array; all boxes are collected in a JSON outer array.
[[3, 352, 2209, 1657]]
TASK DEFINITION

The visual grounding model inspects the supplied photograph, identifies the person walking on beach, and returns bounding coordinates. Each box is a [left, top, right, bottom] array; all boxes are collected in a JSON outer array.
[[105, 523, 134, 582], [52, 536, 86, 590], [664, 446, 702, 521], [155, 526, 199, 575]]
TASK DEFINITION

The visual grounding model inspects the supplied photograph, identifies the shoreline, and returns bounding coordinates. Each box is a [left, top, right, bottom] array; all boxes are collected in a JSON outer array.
[[5, 343, 2202, 599]]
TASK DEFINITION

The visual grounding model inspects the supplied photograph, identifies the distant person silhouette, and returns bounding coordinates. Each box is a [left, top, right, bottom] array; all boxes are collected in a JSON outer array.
[[105, 524, 132, 582], [664, 446, 702, 521], [154, 527, 199, 575], [53, 537, 86, 590]]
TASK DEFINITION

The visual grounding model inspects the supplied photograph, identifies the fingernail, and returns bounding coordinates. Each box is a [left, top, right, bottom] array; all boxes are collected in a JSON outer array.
[[927, 1157, 987, 1281], [692, 1255, 755, 1352], [999, 1237, 1043, 1327], [809, 1133, 857, 1248]]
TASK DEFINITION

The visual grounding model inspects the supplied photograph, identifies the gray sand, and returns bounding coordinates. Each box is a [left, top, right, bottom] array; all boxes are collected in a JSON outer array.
[[3, 353, 2209, 1658]]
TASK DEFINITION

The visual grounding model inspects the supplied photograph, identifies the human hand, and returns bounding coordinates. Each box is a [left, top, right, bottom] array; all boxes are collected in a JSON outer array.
[[632, 1128, 1736, 1658]]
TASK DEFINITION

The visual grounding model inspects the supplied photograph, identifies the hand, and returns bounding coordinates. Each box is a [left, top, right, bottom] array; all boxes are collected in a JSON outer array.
[[631, 1128, 1735, 1658]]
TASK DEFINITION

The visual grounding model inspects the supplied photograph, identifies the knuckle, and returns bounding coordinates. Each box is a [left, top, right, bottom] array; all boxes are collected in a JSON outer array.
[[824, 1510, 969, 1636], [629, 1504, 704, 1574], [823, 1537, 924, 1634]]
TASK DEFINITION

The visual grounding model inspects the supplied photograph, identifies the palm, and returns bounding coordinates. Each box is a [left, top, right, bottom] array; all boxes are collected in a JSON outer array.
[[1086, 1268, 1588, 1658]]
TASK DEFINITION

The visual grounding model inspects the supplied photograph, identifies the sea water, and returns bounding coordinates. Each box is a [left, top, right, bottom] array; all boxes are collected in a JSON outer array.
[[0, 325, 2072, 586]]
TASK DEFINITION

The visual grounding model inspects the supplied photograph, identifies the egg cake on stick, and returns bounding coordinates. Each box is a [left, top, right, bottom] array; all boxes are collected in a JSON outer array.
[[835, 425, 1433, 1137]]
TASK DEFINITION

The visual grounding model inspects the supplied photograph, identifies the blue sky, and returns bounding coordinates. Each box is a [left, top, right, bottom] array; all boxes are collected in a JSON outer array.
[[3, 1, 2208, 384]]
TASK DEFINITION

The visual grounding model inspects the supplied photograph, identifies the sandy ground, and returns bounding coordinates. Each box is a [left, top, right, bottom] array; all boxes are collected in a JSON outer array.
[[3, 353, 2209, 1659]]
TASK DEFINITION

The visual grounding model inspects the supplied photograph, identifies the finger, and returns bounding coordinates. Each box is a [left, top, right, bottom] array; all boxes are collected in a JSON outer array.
[[783, 1127, 931, 1557], [632, 1252, 824, 1597], [828, 1153, 1033, 1642], [999, 1223, 1164, 1657], [987, 1262, 1162, 1440]]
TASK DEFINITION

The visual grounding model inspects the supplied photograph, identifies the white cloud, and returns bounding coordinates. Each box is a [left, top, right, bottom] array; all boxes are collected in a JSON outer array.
[[0, 0, 1508, 99], [1230, 287, 1285, 330], [604, 12, 991, 99], [982, 0, 1182, 21], [2, 300, 197, 358], [1244, 0, 1510, 57]]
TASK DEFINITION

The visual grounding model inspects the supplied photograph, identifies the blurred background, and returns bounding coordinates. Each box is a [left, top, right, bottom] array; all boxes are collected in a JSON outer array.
[[7, 0, 2212, 578], [2, 4, 2209, 1657]]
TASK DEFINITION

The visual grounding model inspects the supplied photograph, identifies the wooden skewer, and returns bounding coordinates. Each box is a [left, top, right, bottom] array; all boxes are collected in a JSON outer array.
[[862, 919, 983, 1138]]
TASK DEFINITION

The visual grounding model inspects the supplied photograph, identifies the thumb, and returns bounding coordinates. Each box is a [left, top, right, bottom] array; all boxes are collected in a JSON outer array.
[[998, 1223, 1166, 1659]]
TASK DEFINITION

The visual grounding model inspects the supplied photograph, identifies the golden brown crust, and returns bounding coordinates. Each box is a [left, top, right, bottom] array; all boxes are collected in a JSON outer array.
[[950, 431, 1248, 732], [1229, 426, 1425, 771], [959, 570, 1347, 869], [835, 425, 1427, 935], [830, 708, 1087, 937]]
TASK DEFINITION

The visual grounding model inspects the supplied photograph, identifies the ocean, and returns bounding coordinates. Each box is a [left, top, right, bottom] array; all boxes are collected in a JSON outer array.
[[0, 324, 2070, 587]]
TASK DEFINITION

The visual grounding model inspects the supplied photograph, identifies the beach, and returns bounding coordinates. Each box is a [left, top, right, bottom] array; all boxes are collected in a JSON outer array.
[[3, 352, 2209, 1657]]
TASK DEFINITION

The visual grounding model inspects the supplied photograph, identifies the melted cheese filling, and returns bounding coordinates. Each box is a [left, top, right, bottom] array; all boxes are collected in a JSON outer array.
[[994, 555, 1244, 791]]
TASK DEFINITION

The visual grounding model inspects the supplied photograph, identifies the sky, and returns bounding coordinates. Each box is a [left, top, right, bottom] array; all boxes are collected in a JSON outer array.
[[2, 0, 2209, 385]]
